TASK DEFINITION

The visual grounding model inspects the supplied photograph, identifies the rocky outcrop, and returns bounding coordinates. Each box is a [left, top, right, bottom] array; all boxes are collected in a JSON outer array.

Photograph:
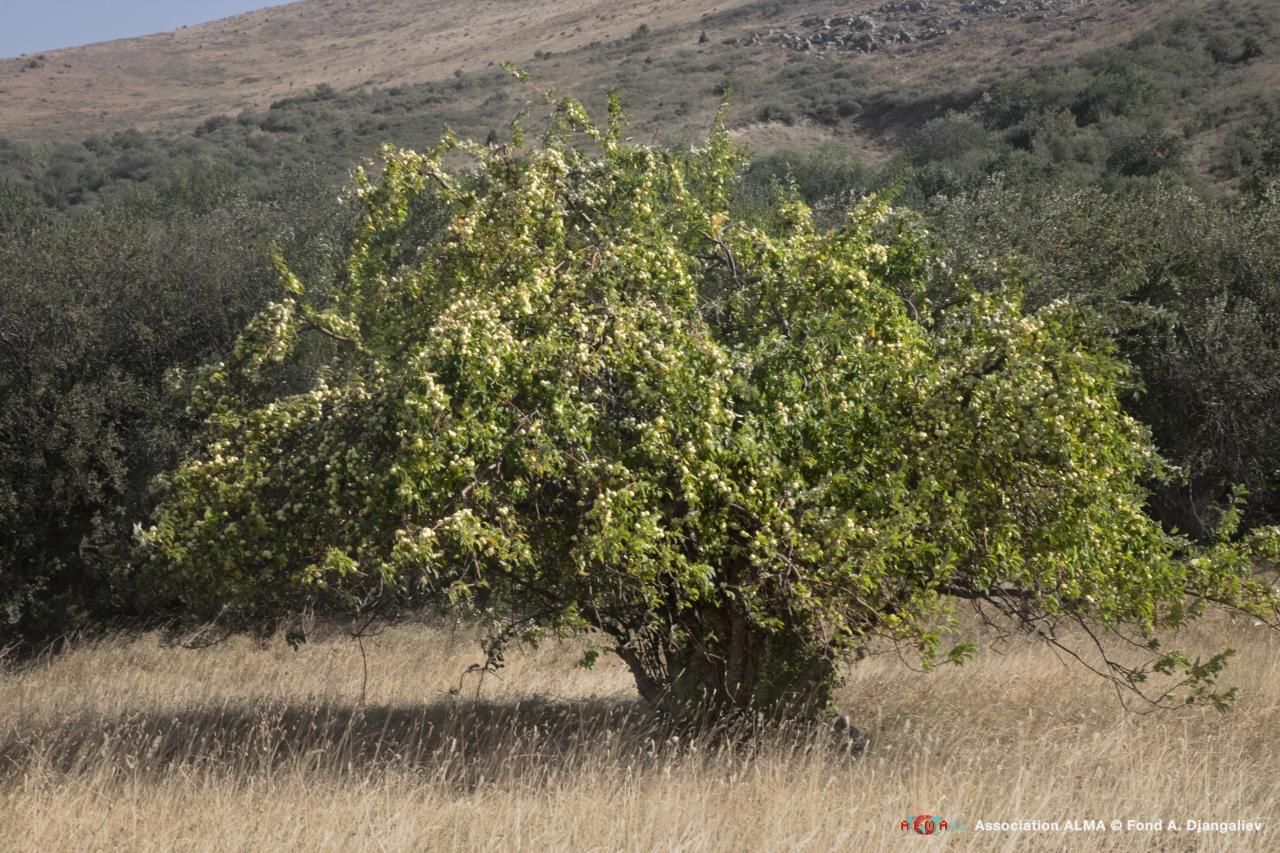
[[724, 12, 951, 53], [721, 0, 1085, 55]]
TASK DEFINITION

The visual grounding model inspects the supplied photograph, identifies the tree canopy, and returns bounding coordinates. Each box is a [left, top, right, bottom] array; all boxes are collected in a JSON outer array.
[[145, 86, 1280, 718]]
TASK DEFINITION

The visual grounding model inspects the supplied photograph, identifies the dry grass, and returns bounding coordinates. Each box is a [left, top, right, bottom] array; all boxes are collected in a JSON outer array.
[[2, 612, 1277, 852]]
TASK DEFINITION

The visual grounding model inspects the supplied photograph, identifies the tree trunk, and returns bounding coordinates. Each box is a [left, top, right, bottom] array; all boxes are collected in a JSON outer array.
[[609, 609, 839, 720]]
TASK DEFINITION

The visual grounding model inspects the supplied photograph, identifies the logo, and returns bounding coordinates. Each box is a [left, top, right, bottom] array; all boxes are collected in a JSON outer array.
[[900, 815, 970, 835], [903, 816, 944, 835]]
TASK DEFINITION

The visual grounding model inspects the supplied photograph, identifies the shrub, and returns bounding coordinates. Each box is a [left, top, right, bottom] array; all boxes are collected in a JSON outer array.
[[0, 166, 355, 654], [926, 181, 1280, 538], [1073, 67, 1170, 126], [195, 115, 235, 137], [754, 103, 795, 125], [146, 86, 1279, 722], [902, 112, 993, 168], [1105, 127, 1188, 178], [1240, 35, 1265, 62]]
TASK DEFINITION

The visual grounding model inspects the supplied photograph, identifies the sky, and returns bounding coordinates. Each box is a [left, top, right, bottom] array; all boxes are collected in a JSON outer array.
[[1, 1, 287, 59]]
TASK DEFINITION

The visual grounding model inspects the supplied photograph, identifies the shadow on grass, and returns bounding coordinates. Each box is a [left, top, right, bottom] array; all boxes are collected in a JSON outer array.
[[2, 693, 860, 790]]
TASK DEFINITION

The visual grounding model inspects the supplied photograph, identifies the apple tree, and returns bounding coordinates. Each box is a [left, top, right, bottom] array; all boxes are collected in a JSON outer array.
[[145, 89, 1279, 718]]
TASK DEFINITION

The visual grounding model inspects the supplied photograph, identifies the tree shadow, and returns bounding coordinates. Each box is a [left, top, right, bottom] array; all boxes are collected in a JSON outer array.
[[3, 692, 862, 789]]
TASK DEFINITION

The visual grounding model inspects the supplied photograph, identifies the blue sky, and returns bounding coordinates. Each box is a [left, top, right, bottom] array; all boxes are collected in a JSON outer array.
[[1, 1, 287, 58]]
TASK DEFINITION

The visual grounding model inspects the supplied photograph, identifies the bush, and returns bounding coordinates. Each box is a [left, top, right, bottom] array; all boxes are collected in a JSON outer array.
[[714, 71, 745, 98], [1104, 126, 1188, 177], [260, 111, 315, 134], [735, 142, 872, 229], [754, 103, 795, 125], [0, 166, 356, 654], [146, 88, 1278, 722], [0, 210, 266, 649], [902, 112, 993, 168], [974, 70, 1081, 129], [926, 181, 1280, 538], [1072, 67, 1170, 126], [195, 115, 235, 137]]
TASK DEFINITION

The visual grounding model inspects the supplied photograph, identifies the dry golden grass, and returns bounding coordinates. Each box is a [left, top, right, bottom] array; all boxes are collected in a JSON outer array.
[[1, 612, 1277, 852]]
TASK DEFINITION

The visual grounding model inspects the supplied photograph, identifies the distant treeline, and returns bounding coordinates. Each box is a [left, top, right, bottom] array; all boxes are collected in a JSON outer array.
[[0, 71, 523, 211], [2, 6, 1279, 654]]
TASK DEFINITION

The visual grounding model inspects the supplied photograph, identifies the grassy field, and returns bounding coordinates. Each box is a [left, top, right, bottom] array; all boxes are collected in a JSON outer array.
[[1, 612, 1277, 852]]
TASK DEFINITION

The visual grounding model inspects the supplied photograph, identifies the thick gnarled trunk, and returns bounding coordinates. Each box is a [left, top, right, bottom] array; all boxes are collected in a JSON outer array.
[[612, 612, 839, 720]]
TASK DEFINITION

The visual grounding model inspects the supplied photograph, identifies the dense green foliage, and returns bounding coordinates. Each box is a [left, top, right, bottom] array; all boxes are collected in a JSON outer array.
[[1226, 108, 1280, 196], [926, 182, 1280, 540], [142, 89, 1278, 717], [0, 166, 353, 650], [715, 8, 1280, 542]]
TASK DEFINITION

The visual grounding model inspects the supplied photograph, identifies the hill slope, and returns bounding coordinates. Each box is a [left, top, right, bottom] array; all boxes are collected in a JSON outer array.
[[0, 0, 760, 140], [0, 0, 1276, 201], [0, 0, 1271, 147]]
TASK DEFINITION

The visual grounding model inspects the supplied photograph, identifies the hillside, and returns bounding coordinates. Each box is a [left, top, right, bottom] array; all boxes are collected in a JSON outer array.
[[1, 0, 1276, 165], [0, 0, 749, 140]]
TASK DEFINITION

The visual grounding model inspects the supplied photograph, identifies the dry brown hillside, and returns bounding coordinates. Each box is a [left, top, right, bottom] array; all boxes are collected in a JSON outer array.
[[0, 0, 768, 140], [1, 0, 1275, 155]]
